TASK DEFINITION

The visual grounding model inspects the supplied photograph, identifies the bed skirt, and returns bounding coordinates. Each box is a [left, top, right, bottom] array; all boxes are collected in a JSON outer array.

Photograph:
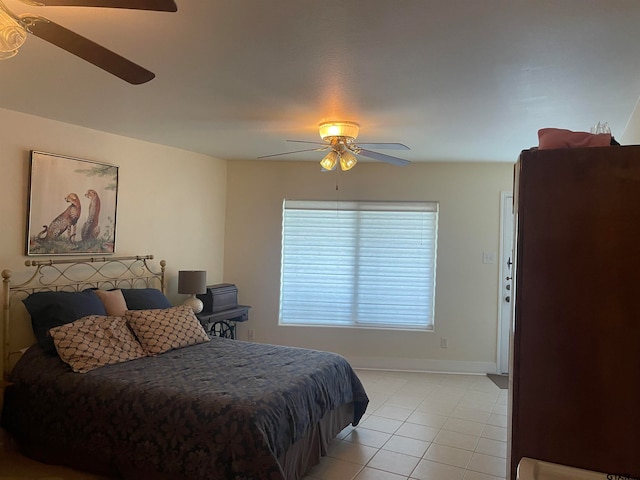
[[279, 401, 353, 479]]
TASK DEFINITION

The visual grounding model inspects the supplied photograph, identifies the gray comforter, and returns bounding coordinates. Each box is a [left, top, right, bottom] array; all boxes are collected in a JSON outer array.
[[2, 338, 368, 479]]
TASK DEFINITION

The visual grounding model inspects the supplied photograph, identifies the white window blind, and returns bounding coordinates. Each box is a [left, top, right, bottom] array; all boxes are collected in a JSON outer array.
[[279, 200, 438, 330]]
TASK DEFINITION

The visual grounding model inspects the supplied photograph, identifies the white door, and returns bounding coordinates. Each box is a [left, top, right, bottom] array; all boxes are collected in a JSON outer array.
[[498, 192, 514, 374]]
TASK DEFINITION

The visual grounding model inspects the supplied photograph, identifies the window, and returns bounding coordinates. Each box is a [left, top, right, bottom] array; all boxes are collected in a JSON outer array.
[[279, 200, 438, 330]]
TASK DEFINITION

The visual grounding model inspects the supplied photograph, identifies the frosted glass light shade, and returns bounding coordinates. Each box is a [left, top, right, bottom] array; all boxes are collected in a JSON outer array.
[[0, 10, 27, 60], [320, 151, 339, 171], [318, 121, 360, 141], [340, 151, 358, 171]]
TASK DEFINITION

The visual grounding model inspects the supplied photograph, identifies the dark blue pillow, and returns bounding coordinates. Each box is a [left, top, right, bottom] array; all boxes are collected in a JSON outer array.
[[121, 288, 172, 310], [23, 289, 107, 353]]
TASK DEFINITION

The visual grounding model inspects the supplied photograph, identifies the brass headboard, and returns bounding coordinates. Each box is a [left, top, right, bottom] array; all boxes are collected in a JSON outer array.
[[1, 255, 166, 381]]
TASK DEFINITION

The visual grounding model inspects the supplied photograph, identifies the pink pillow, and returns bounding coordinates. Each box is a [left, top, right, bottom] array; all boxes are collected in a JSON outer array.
[[94, 289, 128, 317], [538, 128, 611, 149]]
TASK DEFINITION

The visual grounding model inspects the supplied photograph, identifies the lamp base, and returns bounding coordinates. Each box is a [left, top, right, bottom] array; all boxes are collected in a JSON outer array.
[[183, 295, 204, 314]]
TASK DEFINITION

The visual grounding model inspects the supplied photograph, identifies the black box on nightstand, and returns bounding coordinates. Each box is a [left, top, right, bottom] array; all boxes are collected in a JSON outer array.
[[197, 283, 238, 313]]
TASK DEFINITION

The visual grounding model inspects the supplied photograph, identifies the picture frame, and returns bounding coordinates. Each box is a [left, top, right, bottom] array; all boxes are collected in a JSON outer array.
[[26, 151, 119, 256]]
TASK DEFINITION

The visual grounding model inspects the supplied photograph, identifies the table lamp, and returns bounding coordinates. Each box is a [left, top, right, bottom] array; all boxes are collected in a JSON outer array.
[[178, 270, 207, 313]]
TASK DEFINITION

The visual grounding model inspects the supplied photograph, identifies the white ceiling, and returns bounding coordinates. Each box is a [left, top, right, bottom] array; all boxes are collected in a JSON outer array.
[[2, 0, 640, 164]]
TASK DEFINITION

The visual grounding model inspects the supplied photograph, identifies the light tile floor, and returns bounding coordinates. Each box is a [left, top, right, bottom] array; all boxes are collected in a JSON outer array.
[[303, 369, 508, 480], [0, 369, 508, 480]]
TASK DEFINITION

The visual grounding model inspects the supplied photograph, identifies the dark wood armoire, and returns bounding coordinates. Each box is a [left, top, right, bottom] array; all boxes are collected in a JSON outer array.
[[509, 146, 640, 479]]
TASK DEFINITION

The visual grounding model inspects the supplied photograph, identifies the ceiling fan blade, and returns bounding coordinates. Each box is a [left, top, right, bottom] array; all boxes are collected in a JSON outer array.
[[19, 0, 177, 11], [258, 147, 329, 159], [286, 140, 327, 146], [355, 142, 410, 150], [23, 16, 155, 84], [358, 148, 410, 166]]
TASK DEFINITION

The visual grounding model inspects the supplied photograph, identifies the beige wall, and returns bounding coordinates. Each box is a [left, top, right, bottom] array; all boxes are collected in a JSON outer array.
[[224, 160, 514, 373], [0, 106, 515, 375], [0, 108, 227, 370]]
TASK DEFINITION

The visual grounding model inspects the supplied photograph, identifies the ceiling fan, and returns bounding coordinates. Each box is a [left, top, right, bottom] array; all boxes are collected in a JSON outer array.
[[259, 121, 411, 171], [0, 0, 177, 84]]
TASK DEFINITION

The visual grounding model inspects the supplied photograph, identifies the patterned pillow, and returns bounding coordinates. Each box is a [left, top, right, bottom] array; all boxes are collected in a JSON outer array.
[[125, 305, 210, 356], [50, 315, 146, 373], [94, 289, 128, 316]]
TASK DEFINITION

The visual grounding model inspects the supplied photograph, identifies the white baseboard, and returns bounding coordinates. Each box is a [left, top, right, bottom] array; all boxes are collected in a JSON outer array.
[[347, 356, 498, 375]]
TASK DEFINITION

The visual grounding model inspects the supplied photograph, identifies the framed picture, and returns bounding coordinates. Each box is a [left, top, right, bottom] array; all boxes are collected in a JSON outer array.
[[26, 151, 119, 256]]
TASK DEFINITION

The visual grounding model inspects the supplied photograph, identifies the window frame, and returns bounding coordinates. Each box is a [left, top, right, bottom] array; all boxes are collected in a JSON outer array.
[[279, 199, 439, 331]]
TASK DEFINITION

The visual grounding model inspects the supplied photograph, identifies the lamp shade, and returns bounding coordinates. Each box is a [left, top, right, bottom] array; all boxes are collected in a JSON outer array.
[[178, 270, 207, 295]]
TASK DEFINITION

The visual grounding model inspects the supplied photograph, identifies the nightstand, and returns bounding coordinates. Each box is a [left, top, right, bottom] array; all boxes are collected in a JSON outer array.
[[196, 305, 250, 339]]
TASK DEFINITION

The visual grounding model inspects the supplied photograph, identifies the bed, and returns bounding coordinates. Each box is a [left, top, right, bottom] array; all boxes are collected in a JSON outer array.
[[1, 255, 369, 479]]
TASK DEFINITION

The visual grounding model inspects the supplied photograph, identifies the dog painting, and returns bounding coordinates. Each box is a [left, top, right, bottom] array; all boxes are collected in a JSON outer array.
[[27, 151, 118, 256]]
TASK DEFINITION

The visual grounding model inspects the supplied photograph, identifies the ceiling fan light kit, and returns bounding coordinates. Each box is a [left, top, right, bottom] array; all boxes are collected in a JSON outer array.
[[319, 148, 358, 172], [0, 0, 178, 84]]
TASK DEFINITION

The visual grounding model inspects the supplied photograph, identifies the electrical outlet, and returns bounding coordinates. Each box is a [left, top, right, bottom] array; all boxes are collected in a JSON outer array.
[[440, 337, 448, 348], [248, 329, 255, 341]]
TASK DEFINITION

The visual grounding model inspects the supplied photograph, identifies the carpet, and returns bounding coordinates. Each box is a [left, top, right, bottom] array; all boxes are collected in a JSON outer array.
[[487, 373, 509, 389]]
